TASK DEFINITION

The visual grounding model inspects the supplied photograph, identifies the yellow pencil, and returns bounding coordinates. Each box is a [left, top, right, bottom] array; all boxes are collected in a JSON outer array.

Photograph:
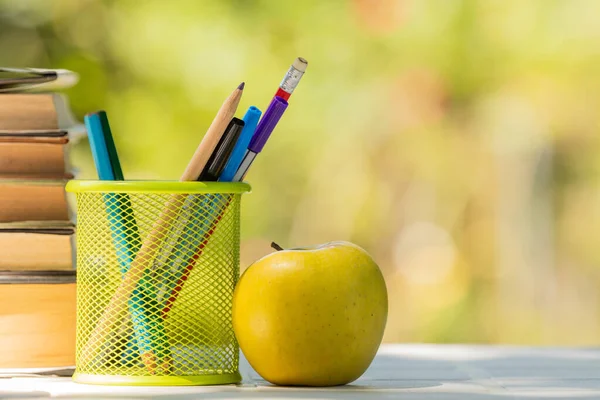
[[79, 83, 245, 372]]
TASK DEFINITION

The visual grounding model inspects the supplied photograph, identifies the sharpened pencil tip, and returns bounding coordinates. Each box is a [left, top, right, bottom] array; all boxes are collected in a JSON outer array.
[[238, 82, 245, 90]]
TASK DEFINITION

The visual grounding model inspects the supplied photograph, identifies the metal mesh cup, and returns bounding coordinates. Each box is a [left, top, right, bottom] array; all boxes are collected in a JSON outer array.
[[66, 180, 250, 386]]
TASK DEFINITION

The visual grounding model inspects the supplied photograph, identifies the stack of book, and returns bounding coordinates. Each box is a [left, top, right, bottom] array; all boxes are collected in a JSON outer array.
[[0, 69, 82, 369]]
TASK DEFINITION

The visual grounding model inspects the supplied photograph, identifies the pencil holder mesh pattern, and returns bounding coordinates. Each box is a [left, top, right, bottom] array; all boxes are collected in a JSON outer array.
[[66, 181, 250, 386]]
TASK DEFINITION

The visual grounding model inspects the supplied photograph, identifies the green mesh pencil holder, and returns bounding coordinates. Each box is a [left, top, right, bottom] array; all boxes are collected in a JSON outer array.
[[66, 180, 250, 386]]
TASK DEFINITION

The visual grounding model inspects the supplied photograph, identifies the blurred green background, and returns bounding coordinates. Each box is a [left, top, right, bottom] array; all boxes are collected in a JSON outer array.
[[2, 0, 600, 344]]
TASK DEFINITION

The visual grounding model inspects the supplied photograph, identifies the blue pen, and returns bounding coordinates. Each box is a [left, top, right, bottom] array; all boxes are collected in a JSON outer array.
[[154, 117, 247, 307], [219, 106, 262, 182], [85, 113, 168, 372], [157, 107, 259, 303]]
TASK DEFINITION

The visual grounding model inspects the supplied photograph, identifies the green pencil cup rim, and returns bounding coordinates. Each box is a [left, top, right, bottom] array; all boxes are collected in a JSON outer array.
[[65, 180, 251, 194]]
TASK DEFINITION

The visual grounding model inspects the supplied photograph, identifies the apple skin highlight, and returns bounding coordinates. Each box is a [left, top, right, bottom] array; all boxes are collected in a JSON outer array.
[[232, 241, 388, 386]]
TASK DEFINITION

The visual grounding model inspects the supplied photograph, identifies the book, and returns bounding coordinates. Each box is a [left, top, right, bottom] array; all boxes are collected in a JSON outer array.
[[0, 180, 69, 222], [0, 68, 78, 93], [0, 93, 85, 140], [0, 222, 74, 270], [0, 129, 68, 137], [0, 132, 70, 178], [0, 270, 75, 368], [0, 69, 80, 370]]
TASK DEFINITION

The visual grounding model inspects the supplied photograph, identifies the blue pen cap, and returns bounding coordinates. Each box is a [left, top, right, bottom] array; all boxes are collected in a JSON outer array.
[[219, 106, 262, 182]]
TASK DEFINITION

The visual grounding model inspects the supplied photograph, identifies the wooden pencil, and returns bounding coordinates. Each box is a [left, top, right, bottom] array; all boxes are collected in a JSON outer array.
[[182, 82, 245, 180], [79, 83, 245, 371]]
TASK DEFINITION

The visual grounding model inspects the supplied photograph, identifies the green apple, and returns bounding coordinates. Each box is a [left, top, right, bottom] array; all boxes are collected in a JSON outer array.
[[232, 241, 388, 386]]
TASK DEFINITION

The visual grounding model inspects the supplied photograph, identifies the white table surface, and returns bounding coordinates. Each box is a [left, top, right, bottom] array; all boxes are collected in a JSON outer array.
[[2, 344, 600, 399]]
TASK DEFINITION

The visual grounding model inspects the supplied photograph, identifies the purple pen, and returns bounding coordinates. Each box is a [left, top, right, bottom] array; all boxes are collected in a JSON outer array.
[[232, 96, 289, 181]]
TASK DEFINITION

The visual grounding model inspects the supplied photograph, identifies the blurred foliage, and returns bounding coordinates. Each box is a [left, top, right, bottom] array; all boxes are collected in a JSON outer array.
[[2, 0, 600, 344]]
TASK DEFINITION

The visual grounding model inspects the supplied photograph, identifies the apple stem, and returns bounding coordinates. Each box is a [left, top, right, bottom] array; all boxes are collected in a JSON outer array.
[[271, 242, 284, 251]]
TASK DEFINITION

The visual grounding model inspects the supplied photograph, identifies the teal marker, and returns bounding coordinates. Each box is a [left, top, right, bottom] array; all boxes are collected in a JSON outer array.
[[85, 112, 169, 370]]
